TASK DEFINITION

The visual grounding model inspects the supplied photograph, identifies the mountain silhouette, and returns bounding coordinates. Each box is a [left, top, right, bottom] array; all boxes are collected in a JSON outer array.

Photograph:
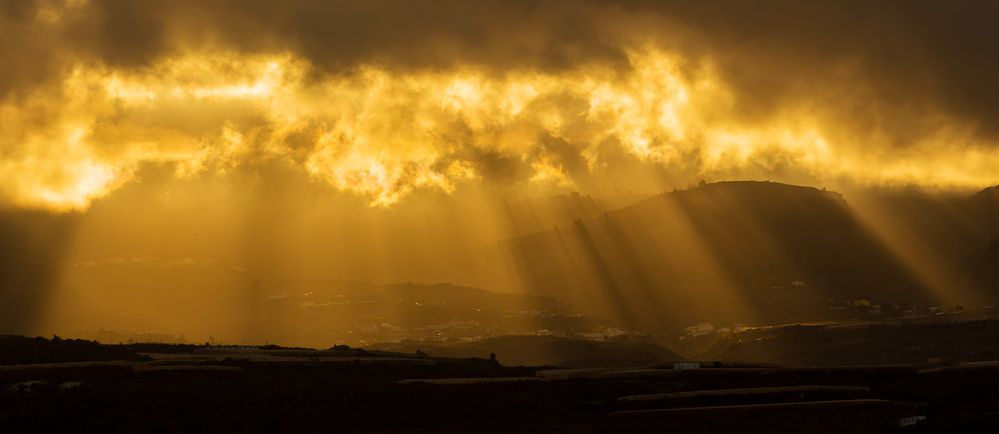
[[501, 181, 930, 332]]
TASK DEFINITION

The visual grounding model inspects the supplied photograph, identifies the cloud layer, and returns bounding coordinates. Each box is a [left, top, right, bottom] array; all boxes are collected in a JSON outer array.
[[3, 0, 999, 210]]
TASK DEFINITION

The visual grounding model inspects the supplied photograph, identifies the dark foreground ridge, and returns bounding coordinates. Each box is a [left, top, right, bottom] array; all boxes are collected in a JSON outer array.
[[5, 323, 999, 433]]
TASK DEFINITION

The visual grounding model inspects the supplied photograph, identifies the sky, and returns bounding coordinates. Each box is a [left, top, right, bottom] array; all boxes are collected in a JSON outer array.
[[2, 0, 998, 341]]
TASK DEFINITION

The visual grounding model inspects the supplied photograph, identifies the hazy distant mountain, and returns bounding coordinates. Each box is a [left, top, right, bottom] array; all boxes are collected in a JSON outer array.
[[501, 181, 935, 332]]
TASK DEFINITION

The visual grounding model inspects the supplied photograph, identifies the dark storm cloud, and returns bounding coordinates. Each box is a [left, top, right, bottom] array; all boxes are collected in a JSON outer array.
[[0, 0, 60, 99], [180, 0, 639, 77], [3, 0, 995, 141], [616, 0, 999, 139], [66, 0, 167, 67]]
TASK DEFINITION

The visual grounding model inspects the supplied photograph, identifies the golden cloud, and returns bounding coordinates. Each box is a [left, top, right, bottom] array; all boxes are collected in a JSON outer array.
[[2, 46, 999, 211]]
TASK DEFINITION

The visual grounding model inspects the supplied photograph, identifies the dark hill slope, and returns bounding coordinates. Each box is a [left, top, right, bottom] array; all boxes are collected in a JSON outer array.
[[847, 185, 999, 301], [502, 182, 924, 332]]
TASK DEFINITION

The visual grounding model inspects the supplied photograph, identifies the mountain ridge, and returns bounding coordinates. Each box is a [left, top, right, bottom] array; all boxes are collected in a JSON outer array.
[[501, 181, 936, 332]]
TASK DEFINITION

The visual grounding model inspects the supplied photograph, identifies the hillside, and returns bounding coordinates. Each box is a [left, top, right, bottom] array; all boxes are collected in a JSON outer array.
[[501, 181, 926, 333], [847, 185, 999, 301], [971, 185, 999, 243]]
